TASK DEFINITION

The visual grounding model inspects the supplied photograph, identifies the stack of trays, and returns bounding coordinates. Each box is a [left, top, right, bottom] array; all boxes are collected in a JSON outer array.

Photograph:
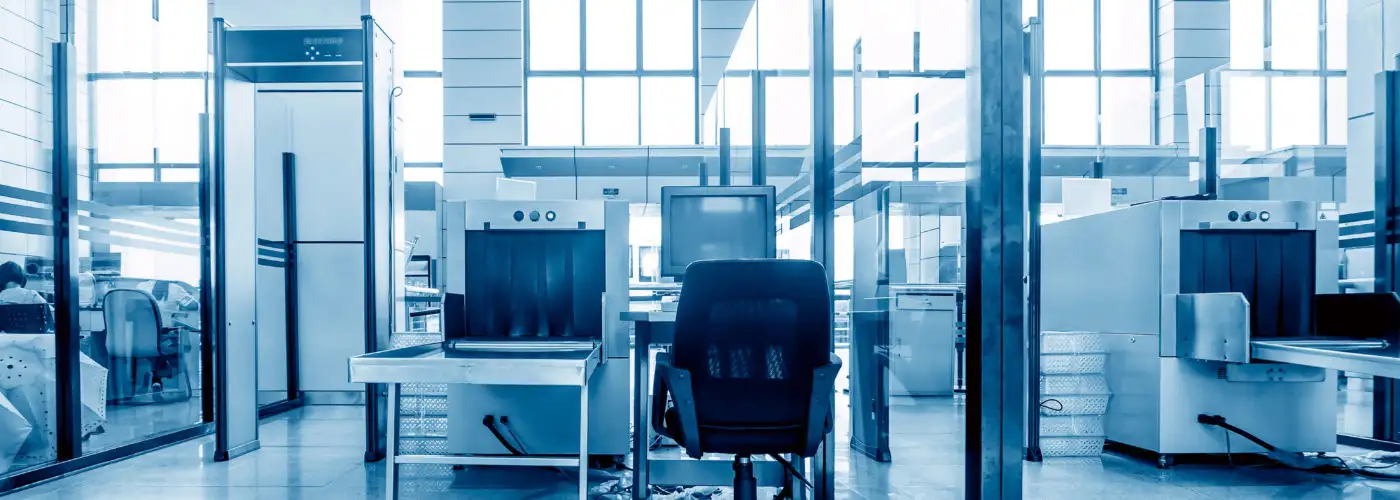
[[1039, 331, 1111, 457]]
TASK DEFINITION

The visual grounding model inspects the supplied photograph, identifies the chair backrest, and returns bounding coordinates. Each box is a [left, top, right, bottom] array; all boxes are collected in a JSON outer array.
[[104, 288, 164, 358], [672, 259, 832, 429]]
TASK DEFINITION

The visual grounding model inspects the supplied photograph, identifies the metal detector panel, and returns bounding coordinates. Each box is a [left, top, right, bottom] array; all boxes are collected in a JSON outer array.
[[214, 19, 262, 460], [224, 28, 365, 83], [849, 189, 892, 462]]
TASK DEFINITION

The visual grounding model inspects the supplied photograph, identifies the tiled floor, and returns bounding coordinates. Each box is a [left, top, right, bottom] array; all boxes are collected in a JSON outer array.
[[7, 399, 1400, 499]]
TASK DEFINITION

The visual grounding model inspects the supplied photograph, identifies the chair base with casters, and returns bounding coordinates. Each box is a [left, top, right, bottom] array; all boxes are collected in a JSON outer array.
[[652, 350, 842, 500], [647, 259, 841, 500]]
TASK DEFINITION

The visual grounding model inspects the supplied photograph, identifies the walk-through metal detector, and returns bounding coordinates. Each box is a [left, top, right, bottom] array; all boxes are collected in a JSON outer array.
[[1023, 16, 1045, 463], [848, 183, 965, 463], [211, 16, 399, 462]]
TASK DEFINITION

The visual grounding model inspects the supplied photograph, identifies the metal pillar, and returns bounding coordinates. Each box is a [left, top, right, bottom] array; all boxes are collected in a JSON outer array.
[[752, 72, 768, 186], [720, 127, 733, 185], [1198, 127, 1219, 199], [1090, 160, 1103, 179], [1023, 16, 1044, 464], [51, 40, 82, 461], [967, 0, 1026, 497], [699, 161, 710, 185], [809, 0, 837, 496], [282, 153, 302, 403], [362, 15, 387, 463], [1374, 67, 1400, 442]]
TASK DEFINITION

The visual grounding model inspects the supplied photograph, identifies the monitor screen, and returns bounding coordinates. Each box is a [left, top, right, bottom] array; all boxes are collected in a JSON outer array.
[[661, 186, 776, 277]]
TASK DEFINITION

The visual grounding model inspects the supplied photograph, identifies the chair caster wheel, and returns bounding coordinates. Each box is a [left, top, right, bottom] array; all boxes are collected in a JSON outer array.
[[1157, 455, 1175, 469]]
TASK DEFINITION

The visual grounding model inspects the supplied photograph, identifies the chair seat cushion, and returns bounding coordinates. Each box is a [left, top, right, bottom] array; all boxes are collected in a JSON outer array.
[[665, 407, 809, 457]]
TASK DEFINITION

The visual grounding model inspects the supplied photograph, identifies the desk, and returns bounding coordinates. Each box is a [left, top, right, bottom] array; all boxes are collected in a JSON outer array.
[[349, 341, 599, 500], [624, 311, 791, 499]]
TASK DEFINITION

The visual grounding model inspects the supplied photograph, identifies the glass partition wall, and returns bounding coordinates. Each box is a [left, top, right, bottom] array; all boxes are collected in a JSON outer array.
[[0, 0, 215, 492], [0, 0, 61, 476]]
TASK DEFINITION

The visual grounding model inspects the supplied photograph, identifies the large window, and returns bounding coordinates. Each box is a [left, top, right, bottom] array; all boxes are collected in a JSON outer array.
[[1226, 0, 1346, 151], [525, 0, 699, 145], [90, 1, 449, 177], [91, 0, 209, 182], [1042, 0, 1154, 146], [400, 0, 446, 166]]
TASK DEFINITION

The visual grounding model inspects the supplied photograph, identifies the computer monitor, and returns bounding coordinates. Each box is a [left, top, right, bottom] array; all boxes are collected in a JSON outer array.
[[660, 186, 777, 279]]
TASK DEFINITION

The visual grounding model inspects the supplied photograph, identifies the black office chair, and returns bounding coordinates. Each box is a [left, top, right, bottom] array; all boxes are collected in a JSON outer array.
[[651, 259, 842, 500], [103, 289, 190, 403]]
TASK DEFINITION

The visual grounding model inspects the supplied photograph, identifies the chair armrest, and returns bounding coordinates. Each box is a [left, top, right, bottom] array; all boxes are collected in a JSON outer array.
[[803, 353, 843, 457], [654, 352, 703, 458]]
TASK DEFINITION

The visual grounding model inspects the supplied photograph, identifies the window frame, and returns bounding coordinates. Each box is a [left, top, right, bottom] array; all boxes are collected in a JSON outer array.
[[1229, 0, 1346, 149], [523, 0, 701, 145], [1041, 0, 1157, 146]]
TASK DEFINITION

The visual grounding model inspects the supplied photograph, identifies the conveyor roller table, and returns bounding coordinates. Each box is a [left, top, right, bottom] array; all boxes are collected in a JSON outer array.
[[349, 341, 600, 499], [1251, 339, 1399, 378]]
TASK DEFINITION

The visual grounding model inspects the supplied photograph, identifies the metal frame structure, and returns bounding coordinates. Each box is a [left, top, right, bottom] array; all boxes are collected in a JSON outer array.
[[256, 152, 305, 419], [1024, 16, 1044, 463], [965, 1, 1027, 496], [1372, 64, 1400, 447], [522, 0, 703, 145]]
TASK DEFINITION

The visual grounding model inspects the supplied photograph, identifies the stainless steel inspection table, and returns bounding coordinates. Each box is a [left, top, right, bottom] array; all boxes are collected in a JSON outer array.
[[1251, 339, 1399, 377], [624, 311, 792, 499], [349, 340, 600, 500]]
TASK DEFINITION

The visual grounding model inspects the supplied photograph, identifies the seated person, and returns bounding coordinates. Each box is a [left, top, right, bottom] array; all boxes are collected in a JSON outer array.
[[0, 262, 54, 332], [0, 262, 45, 306]]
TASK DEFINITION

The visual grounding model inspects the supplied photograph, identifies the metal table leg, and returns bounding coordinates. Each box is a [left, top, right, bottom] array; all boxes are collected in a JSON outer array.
[[580, 379, 590, 499], [386, 382, 399, 500], [632, 322, 651, 499]]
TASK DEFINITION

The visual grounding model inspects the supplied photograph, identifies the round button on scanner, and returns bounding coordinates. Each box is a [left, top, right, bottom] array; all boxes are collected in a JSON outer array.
[[1242, 211, 1257, 222], [1228, 211, 1240, 222], [529, 210, 541, 222], [545, 210, 557, 222], [1259, 211, 1271, 221], [513, 210, 525, 222]]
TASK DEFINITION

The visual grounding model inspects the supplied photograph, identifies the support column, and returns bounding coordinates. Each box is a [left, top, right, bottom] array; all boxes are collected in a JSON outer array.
[[809, 0, 836, 496], [1156, 0, 1230, 146], [966, 0, 1025, 497], [442, 0, 525, 201]]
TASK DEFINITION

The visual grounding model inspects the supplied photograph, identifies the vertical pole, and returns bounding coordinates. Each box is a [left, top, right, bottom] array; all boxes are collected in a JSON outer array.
[[51, 40, 82, 461], [1024, 16, 1044, 464], [967, 0, 1026, 497], [809, 0, 836, 496], [719, 127, 733, 185], [699, 161, 710, 185], [752, 72, 768, 186], [362, 15, 386, 463], [577, 381, 589, 499], [1199, 127, 1219, 199], [199, 110, 215, 424], [282, 153, 301, 402], [211, 17, 230, 459], [385, 383, 399, 500], [1091, 160, 1103, 179], [631, 323, 652, 498], [1373, 67, 1400, 441]]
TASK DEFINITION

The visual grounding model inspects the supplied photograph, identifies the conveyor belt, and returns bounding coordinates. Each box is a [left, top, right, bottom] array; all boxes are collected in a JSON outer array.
[[1251, 339, 1398, 378]]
